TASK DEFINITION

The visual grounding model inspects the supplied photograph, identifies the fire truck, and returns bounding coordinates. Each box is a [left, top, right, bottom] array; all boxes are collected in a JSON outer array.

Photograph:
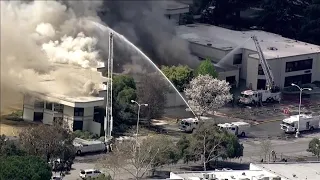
[[238, 36, 281, 106]]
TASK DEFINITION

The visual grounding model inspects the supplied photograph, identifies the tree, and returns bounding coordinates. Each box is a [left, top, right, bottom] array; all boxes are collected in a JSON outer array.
[[185, 74, 233, 116], [112, 75, 137, 132], [137, 74, 169, 120], [0, 155, 52, 180], [19, 124, 75, 162], [177, 122, 243, 170], [98, 135, 179, 179], [257, 0, 304, 38], [0, 135, 25, 156], [260, 139, 273, 162], [161, 65, 193, 92], [307, 138, 320, 160], [299, 0, 320, 45], [194, 59, 218, 78]]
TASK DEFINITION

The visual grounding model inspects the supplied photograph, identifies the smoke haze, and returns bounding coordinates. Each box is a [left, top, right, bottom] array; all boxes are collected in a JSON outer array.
[[98, 0, 197, 68], [0, 1, 105, 114], [1, 0, 197, 114]]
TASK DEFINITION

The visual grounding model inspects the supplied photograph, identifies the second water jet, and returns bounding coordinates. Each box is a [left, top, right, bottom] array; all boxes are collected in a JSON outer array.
[[90, 21, 197, 118]]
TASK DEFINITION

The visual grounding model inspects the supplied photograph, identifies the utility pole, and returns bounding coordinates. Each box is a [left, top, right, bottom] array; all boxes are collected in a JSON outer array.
[[105, 32, 114, 142], [291, 83, 312, 138]]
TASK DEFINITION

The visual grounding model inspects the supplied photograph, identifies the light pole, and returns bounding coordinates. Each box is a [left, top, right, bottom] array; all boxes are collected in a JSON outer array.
[[131, 100, 148, 143], [291, 83, 312, 138]]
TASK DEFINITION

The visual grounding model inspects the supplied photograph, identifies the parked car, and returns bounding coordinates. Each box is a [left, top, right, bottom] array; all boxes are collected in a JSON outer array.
[[79, 169, 102, 179]]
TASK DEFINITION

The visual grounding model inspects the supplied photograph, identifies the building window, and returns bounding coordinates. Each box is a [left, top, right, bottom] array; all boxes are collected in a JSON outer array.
[[233, 54, 242, 65], [284, 73, 312, 87], [74, 108, 84, 117], [258, 64, 264, 75], [285, 59, 313, 72], [94, 106, 104, 123], [34, 100, 44, 108], [54, 103, 64, 113], [73, 121, 83, 131], [45, 102, 53, 111]]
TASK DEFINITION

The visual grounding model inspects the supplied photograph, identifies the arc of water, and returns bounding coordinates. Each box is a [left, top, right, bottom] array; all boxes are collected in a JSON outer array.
[[217, 38, 252, 66], [89, 20, 197, 118]]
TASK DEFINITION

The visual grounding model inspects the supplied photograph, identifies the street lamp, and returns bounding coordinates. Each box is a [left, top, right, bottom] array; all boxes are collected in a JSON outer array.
[[131, 100, 148, 142], [291, 83, 312, 138]]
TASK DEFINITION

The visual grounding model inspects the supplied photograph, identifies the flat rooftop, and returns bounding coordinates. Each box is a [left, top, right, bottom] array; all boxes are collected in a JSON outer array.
[[165, 0, 189, 10], [21, 64, 107, 107], [171, 170, 277, 179], [255, 162, 320, 180], [176, 24, 320, 59]]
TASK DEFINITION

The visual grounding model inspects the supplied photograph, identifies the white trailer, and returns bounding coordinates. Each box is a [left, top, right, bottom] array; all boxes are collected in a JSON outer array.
[[179, 116, 213, 133], [218, 121, 251, 137], [280, 114, 320, 133], [73, 138, 106, 155]]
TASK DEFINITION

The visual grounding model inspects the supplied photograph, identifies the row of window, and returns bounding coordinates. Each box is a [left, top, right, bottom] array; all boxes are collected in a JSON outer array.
[[285, 59, 313, 72]]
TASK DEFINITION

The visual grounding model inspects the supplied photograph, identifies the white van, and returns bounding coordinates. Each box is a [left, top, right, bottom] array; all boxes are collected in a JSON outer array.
[[79, 169, 102, 179]]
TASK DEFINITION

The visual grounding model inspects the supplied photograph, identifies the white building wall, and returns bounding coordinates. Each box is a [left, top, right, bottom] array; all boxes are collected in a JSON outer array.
[[23, 107, 34, 122], [43, 109, 54, 125], [241, 49, 257, 80], [83, 107, 94, 131], [63, 105, 74, 130], [279, 53, 320, 88], [245, 52, 320, 90], [246, 56, 259, 90], [218, 69, 240, 87], [88, 121, 101, 135]]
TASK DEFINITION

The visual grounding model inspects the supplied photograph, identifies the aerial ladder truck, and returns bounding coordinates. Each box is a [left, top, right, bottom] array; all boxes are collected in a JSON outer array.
[[238, 35, 281, 106]]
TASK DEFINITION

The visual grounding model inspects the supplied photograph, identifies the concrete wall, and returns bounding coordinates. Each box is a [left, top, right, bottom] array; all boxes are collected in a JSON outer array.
[[189, 42, 229, 62], [88, 121, 101, 135], [246, 56, 259, 90], [218, 69, 240, 87], [165, 92, 187, 107]]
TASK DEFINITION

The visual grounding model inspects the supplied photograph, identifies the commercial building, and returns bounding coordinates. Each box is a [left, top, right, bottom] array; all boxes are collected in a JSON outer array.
[[165, 1, 190, 24], [170, 162, 320, 180], [22, 64, 108, 135], [176, 24, 320, 90]]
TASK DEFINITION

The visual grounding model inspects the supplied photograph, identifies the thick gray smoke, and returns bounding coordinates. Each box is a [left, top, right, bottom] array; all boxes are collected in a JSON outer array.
[[97, 0, 197, 69], [0, 0, 197, 114], [0, 1, 106, 114]]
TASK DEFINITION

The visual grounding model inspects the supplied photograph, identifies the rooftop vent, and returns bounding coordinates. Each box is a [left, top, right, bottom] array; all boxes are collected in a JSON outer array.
[[267, 47, 278, 51]]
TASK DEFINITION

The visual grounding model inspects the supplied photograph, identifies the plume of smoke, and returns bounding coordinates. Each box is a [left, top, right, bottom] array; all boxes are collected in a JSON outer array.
[[0, 0, 105, 113], [98, 0, 198, 69]]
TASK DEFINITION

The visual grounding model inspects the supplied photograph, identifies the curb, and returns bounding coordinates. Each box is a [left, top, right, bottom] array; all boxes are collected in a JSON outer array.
[[252, 119, 282, 126]]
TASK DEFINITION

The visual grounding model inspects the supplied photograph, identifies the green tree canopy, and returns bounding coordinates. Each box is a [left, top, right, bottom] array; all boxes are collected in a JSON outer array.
[[194, 59, 218, 78], [177, 122, 243, 170], [112, 75, 137, 132], [161, 65, 193, 92], [299, 0, 320, 44], [307, 138, 320, 160], [0, 155, 52, 180]]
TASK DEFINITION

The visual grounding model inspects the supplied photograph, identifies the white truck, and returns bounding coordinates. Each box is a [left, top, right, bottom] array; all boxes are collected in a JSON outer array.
[[217, 121, 251, 137], [73, 138, 106, 155], [280, 114, 320, 133], [239, 89, 281, 106], [238, 35, 281, 106], [179, 116, 213, 133]]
